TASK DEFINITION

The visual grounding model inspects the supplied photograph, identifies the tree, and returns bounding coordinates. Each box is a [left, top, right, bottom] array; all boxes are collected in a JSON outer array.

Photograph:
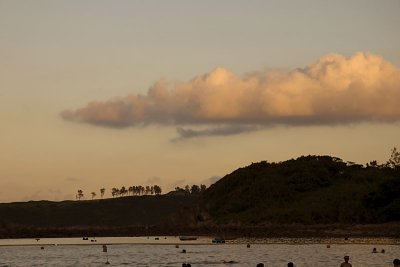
[[145, 186, 151, 195], [111, 187, 118, 198], [135, 186, 141, 195], [134, 186, 140, 195], [91, 192, 96, 199], [190, 184, 200, 194], [140, 186, 145, 195], [100, 188, 105, 198], [120, 186, 127, 196], [136, 186, 143, 195], [387, 147, 400, 169], [77, 190, 84, 200], [154, 185, 162, 195], [367, 160, 378, 168], [128, 186, 134, 196], [200, 184, 207, 192], [184, 185, 190, 193]]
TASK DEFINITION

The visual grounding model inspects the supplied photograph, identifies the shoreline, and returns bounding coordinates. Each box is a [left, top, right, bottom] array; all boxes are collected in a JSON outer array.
[[1, 236, 399, 247], [1, 222, 399, 240]]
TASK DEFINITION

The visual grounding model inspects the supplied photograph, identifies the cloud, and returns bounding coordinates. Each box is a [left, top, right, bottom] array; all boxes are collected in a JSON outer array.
[[173, 125, 260, 141], [62, 52, 400, 135]]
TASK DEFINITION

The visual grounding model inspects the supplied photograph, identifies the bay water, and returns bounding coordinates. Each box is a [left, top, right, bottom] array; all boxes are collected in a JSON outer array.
[[0, 237, 399, 266]]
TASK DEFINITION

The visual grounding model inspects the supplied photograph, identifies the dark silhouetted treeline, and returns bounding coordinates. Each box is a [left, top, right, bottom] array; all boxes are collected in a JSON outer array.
[[171, 184, 207, 195], [75, 185, 163, 200], [202, 154, 400, 225]]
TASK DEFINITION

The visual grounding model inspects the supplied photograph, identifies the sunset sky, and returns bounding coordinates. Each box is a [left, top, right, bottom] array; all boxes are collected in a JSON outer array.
[[1, 0, 399, 202]]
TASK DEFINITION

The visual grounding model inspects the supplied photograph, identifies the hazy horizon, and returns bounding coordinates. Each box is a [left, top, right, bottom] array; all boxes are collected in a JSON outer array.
[[1, 0, 399, 202]]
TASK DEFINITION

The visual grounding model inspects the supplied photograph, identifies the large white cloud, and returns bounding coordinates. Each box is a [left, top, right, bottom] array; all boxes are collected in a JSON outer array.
[[62, 52, 400, 135]]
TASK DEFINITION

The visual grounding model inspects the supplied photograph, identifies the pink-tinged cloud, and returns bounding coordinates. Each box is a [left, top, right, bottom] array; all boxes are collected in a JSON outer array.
[[61, 52, 400, 132]]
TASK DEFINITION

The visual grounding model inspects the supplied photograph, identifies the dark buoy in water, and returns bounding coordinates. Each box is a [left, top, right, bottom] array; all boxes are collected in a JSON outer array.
[[372, 247, 377, 253], [256, 263, 264, 267], [247, 244, 250, 248], [288, 262, 294, 267], [181, 249, 186, 253], [344, 237, 349, 240], [327, 244, 331, 248], [102, 245, 110, 264], [175, 244, 179, 248], [381, 249, 385, 253], [40, 246, 44, 250]]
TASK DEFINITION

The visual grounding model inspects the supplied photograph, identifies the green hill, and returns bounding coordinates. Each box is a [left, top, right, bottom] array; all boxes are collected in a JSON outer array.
[[0, 194, 198, 237], [1, 155, 399, 238], [202, 155, 400, 225]]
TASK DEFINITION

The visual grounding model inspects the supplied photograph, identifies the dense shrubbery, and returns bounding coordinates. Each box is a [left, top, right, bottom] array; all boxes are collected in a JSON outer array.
[[203, 155, 400, 224]]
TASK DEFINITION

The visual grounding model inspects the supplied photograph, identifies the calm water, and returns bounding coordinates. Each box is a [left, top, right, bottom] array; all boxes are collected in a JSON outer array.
[[0, 237, 399, 266]]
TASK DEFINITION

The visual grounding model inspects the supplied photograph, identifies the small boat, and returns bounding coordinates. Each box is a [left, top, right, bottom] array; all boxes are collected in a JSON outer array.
[[179, 236, 198, 241]]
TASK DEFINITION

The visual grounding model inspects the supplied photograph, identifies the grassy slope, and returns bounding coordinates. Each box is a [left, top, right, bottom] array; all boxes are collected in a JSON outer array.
[[0, 195, 198, 227]]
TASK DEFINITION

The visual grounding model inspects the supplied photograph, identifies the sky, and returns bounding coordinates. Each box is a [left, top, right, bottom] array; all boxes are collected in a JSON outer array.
[[0, 0, 399, 202]]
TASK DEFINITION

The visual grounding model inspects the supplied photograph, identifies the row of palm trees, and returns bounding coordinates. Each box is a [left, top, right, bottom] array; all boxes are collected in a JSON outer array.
[[111, 185, 162, 198], [76, 185, 162, 200], [76, 183, 208, 200]]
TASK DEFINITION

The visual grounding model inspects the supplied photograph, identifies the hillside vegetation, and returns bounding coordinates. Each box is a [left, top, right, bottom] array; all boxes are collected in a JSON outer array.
[[1, 155, 399, 238], [0, 195, 198, 228], [203, 155, 400, 225]]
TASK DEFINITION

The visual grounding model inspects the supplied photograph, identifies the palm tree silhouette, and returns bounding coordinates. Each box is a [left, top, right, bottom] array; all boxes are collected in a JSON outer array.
[[154, 185, 162, 195], [77, 190, 84, 200], [128, 186, 134, 196], [120, 186, 127, 197], [111, 187, 118, 198]]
